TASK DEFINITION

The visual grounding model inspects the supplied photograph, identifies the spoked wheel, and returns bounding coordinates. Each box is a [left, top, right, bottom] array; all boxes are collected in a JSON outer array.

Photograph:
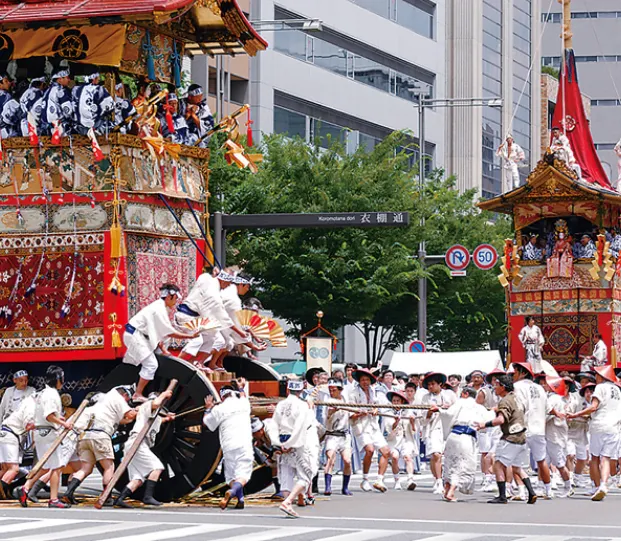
[[98, 354, 221, 502]]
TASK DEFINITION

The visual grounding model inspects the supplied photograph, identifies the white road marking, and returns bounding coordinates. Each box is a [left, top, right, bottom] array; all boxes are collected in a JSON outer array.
[[311, 530, 403, 541], [3, 522, 144, 541], [87, 523, 236, 541], [414, 535, 481, 541], [0, 519, 81, 534], [209, 527, 320, 541]]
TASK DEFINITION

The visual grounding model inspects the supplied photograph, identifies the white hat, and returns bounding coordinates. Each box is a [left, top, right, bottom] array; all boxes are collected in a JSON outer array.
[[251, 417, 264, 432], [52, 69, 70, 80], [287, 380, 304, 392]]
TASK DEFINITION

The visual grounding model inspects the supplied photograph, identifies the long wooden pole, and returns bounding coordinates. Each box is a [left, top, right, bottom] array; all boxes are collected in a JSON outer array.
[[95, 379, 178, 509], [27, 399, 90, 480]]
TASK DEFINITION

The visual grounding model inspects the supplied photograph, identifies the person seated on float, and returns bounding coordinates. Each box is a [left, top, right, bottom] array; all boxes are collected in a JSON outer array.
[[521, 233, 543, 261], [180, 84, 214, 148], [72, 71, 114, 135], [19, 77, 46, 137], [113, 82, 136, 134], [159, 93, 192, 145], [578, 234, 596, 259], [34, 68, 75, 136]]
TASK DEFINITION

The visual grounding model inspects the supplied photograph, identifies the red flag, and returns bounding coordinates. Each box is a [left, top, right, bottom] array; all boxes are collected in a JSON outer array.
[[27, 113, 38, 147], [51, 122, 62, 145], [87, 128, 104, 162], [551, 50, 611, 189]]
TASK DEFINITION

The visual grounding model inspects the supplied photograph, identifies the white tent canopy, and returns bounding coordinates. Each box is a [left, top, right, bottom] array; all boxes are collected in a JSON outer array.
[[388, 350, 504, 379]]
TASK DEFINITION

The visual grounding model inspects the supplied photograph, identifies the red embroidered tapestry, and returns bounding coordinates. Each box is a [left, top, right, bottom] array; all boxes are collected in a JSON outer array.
[[0, 233, 105, 351]]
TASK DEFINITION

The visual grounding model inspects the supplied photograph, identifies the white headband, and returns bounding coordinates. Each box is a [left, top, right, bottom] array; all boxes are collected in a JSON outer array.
[[160, 288, 181, 299], [188, 86, 203, 97]]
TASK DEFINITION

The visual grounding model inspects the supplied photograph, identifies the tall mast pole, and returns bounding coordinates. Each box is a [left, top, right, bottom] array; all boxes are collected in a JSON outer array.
[[560, 0, 572, 49]]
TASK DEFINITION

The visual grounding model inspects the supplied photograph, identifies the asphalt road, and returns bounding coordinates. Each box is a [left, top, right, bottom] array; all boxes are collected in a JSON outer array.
[[2, 473, 621, 541]]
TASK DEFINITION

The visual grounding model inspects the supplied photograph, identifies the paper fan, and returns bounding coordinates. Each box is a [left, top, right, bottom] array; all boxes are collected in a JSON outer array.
[[236, 309, 271, 340], [266, 318, 287, 346], [182, 317, 221, 332]]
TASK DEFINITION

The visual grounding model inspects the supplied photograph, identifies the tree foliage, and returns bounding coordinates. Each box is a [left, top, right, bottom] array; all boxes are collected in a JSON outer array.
[[208, 132, 510, 364]]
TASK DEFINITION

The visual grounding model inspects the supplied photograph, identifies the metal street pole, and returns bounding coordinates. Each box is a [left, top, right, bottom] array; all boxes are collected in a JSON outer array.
[[417, 99, 427, 345], [414, 95, 502, 346]]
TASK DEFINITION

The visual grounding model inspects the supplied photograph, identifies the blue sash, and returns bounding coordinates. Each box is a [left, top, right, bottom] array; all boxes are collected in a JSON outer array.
[[451, 425, 477, 438]]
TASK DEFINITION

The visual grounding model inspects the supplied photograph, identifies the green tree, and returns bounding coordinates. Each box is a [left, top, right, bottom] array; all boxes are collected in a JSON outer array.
[[208, 132, 510, 364]]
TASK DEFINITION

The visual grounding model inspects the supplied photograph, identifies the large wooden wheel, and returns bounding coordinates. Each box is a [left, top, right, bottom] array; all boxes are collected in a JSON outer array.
[[98, 354, 221, 502]]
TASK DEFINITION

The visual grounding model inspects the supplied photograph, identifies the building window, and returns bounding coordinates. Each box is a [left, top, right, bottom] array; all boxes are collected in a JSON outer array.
[[274, 28, 434, 103], [274, 106, 306, 139], [350, 0, 435, 39], [543, 11, 621, 22]]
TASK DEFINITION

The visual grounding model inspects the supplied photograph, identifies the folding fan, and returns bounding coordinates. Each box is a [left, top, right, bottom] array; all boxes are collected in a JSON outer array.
[[182, 316, 221, 332], [266, 318, 287, 347], [236, 309, 271, 340]]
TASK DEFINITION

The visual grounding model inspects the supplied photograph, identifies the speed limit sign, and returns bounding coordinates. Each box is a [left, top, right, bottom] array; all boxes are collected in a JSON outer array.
[[472, 244, 498, 270]]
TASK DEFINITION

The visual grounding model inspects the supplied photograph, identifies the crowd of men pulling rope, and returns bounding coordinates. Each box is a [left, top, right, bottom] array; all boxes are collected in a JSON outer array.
[[2, 265, 621, 514], [1, 356, 621, 515]]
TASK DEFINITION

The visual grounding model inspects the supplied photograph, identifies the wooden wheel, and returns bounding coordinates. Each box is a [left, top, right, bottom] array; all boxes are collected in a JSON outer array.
[[98, 354, 221, 502]]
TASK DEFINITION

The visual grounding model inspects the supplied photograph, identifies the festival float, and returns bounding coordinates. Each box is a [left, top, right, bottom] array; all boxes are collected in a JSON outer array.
[[479, 0, 621, 373], [0, 0, 287, 500]]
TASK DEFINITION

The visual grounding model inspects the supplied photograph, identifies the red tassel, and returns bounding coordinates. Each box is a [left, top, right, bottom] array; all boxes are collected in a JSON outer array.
[[165, 95, 175, 134], [27, 113, 38, 147], [51, 122, 62, 145], [88, 128, 104, 162]]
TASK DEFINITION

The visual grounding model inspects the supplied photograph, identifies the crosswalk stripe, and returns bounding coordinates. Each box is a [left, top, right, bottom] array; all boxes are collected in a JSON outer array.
[[88, 523, 237, 541], [209, 527, 320, 541], [310, 530, 398, 541], [3, 522, 148, 541], [413, 535, 481, 541], [0, 519, 81, 535]]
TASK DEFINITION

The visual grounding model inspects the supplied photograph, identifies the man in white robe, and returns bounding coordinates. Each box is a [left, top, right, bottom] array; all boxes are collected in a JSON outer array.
[[437, 387, 493, 501], [176, 270, 248, 369], [0, 394, 35, 499], [551, 127, 581, 179], [497, 134, 526, 190], [349, 368, 391, 493], [123, 283, 196, 402], [61, 387, 137, 505], [19, 366, 75, 509], [203, 385, 253, 510], [418, 372, 457, 495], [323, 379, 353, 496], [273, 380, 317, 518], [114, 390, 175, 507], [0, 369, 35, 422], [518, 316, 545, 373], [581, 333, 607, 372], [385, 390, 418, 492]]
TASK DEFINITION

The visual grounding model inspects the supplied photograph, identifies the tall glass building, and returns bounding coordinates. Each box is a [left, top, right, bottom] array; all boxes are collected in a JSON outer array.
[[446, 0, 540, 198]]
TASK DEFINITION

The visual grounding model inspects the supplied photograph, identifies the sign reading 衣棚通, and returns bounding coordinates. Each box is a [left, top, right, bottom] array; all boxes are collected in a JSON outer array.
[[220, 212, 410, 229]]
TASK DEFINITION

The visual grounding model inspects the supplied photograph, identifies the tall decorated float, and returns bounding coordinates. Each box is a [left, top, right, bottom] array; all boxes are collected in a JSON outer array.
[[479, 0, 621, 372], [0, 0, 281, 500]]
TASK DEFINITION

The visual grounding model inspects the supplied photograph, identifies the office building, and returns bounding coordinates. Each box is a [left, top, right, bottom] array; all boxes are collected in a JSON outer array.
[[541, 3, 621, 180], [445, 0, 542, 198], [248, 0, 445, 169]]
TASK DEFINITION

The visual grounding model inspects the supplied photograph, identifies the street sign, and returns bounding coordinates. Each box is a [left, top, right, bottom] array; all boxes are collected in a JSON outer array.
[[219, 212, 410, 229], [445, 244, 470, 272], [409, 340, 426, 353], [473, 244, 498, 270]]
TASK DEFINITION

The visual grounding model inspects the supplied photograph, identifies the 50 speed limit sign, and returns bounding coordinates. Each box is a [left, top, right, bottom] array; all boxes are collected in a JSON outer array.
[[472, 244, 498, 270]]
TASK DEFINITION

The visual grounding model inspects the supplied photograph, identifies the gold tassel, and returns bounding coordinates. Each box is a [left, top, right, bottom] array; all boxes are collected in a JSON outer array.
[[612, 346, 617, 370], [108, 313, 123, 348], [109, 221, 126, 259]]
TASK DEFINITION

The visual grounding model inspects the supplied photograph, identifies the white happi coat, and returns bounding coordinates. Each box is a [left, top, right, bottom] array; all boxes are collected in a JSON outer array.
[[0, 385, 36, 422], [582, 339, 607, 371], [33, 386, 74, 470], [81, 389, 130, 442], [497, 141, 525, 190], [220, 284, 245, 348], [123, 299, 177, 366], [177, 273, 232, 356], [518, 324, 545, 371], [419, 389, 457, 447], [349, 385, 383, 439], [440, 397, 493, 494], [273, 394, 317, 488], [0, 395, 35, 464], [203, 395, 253, 484], [126, 400, 164, 481]]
